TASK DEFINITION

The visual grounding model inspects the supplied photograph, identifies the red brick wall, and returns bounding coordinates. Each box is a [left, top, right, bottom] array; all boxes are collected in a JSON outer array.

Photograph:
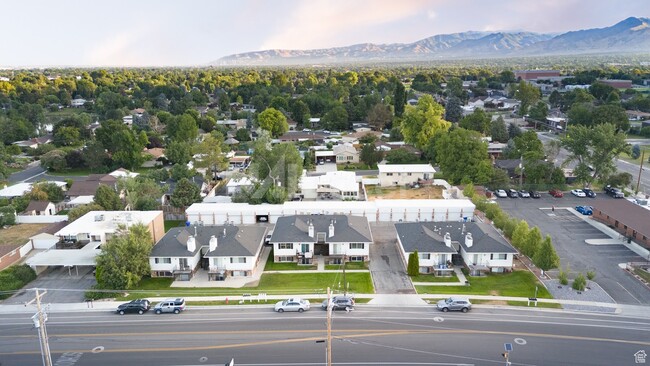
[[0, 250, 22, 271], [593, 210, 650, 249]]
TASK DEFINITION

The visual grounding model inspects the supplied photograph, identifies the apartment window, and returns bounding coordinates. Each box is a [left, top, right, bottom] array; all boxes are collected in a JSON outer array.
[[349, 256, 363, 262], [386, 173, 393, 176], [230, 257, 247, 264], [419, 253, 431, 260], [279, 243, 294, 250], [349, 243, 365, 250], [347, 156, 353, 161], [277, 256, 293, 262], [490, 254, 507, 260], [407, 173, 412, 176], [154, 258, 172, 264]]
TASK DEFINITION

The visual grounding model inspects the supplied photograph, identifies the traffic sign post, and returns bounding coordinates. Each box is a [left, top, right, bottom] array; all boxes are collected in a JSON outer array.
[[503, 343, 513, 365]]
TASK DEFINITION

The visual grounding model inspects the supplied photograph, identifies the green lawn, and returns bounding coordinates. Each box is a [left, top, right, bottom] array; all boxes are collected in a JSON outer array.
[[619, 144, 650, 164], [415, 271, 552, 298], [325, 262, 368, 270], [410, 273, 459, 283], [634, 267, 650, 283], [164, 220, 185, 232], [119, 272, 374, 300], [263, 250, 317, 270]]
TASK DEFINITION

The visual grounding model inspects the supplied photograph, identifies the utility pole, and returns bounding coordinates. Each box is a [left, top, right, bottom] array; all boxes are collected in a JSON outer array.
[[636, 150, 645, 195], [326, 287, 332, 366], [342, 254, 347, 296], [26, 289, 52, 366]]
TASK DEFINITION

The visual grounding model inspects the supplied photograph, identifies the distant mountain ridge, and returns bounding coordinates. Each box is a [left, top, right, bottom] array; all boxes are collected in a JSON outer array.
[[212, 17, 650, 66]]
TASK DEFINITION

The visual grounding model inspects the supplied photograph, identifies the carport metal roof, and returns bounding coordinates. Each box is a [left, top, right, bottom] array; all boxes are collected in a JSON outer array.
[[26, 249, 100, 267]]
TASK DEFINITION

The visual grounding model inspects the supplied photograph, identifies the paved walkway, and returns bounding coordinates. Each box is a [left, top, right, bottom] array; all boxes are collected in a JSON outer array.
[[411, 267, 468, 286]]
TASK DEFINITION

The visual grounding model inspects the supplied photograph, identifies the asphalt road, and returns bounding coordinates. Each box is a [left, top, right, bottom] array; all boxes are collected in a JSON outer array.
[[496, 193, 650, 305], [368, 223, 414, 294], [0, 306, 648, 366], [7, 162, 87, 184]]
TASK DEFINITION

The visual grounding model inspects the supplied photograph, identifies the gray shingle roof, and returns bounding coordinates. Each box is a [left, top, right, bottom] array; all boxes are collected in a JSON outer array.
[[271, 215, 372, 243], [395, 222, 516, 254], [150, 225, 266, 258]]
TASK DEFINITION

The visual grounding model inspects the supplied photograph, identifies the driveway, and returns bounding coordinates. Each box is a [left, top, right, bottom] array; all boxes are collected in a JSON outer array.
[[315, 162, 337, 173], [369, 223, 415, 294], [496, 193, 650, 305], [3, 266, 96, 304]]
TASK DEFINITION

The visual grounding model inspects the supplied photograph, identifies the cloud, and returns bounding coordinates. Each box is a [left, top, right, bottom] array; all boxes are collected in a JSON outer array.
[[260, 0, 433, 50]]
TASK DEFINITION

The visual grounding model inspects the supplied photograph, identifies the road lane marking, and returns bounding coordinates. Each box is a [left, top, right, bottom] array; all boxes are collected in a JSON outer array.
[[616, 282, 642, 304]]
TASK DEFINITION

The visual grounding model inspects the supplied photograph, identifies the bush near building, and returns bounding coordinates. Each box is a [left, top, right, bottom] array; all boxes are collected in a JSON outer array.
[[0, 265, 36, 299]]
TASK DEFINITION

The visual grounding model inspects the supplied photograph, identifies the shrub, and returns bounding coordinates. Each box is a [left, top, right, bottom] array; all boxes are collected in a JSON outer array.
[[0, 265, 37, 300], [9, 265, 36, 283], [586, 270, 596, 280], [84, 285, 122, 300], [572, 273, 586, 291], [558, 268, 569, 285]]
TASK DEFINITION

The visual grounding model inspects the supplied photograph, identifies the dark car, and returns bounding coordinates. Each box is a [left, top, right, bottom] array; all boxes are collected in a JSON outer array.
[[604, 185, 624, 198], [582, 188, 596, 198], [529, 190, 541, 199], [507, 189, 519, 198], [117, 299, 150, 315], [321, 296, 355, 311], [549, 188, 564, 198]]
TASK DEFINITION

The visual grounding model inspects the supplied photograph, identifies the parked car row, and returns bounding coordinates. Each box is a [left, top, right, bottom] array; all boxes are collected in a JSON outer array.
[[495, 189, 541, 199], [273, 296, 356, 313], [116, 298, 185, 315]]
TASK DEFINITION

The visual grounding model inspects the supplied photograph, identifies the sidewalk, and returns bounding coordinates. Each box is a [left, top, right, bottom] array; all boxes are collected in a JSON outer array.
[[411, 267, 468, 286]]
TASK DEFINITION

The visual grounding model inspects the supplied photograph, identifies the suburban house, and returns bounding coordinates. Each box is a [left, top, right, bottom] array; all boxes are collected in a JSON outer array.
[[591, 199, 650, 249], [26, 211, 164, 274], [226, 177, 254, 196], [0, 182, 66, 199], [149, 224, 267, 281], [270, 215, 372, 265], [160, 176, 209, 206], [395, 222, 517, 276], [66, 174, 118, 200], [299, 171, 360, 200], [278, 131, 327, 143], [24, 200, 56, 216], [377, 164, 435, 187], [217, 119, 247, 130], [71, 98, 87, 107], [333, 143, 359, 164], [12, 135, 53, 149]]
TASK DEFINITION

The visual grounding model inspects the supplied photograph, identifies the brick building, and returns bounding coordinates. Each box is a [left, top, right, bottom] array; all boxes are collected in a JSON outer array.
[[514, 70, 561, 81], [591, 200, 650, 249]]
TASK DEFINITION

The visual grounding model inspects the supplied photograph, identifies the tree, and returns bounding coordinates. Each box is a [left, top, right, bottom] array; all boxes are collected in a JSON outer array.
[[528, 101, 548, 122], [567, 102, 594, 127], [533, 235, 560, 271], [514, 80, 541, 116], [194, 132, 228, 177], [360, 144, 382, 168], [40, 149, 67, 171], [170, 178, 201, 208], [522, 226, 542, 258], [95, 224, 154, 290], [490, 116, 509, 143], [394, 81, 406, 117], [33, 182, 64, 203], [400, 95, 451, 150], [53, 126, 81, 147], [170, 164, 195, 181], [549, 90, 562, 108], [459, 108, 490, 134], [165, 141, 192, 165], [507, 122, 521, 139], [511, 220, 529, 250], [446, 77, 465, 100], [82, 141, 110, 173], [513, 130, 545, 160], [444, 97, 462, 123], [407, 250, 420, 276], [166, 113, 198, 142], [561, 123, 630, 185], [0, 206, 16, 226], [235, 128, 251, 142], [118, 177, 164, 211], [291, 100, 311, 126], [258, 107, 288, 137], [94, 185, 123, 210], [592, 104, 629, 131], [68, 203, 104, 222], [385, 148, 420, 164], [321, 105, 349, 131], [367, 103, 392, 131], [434, 128, 492, 185]]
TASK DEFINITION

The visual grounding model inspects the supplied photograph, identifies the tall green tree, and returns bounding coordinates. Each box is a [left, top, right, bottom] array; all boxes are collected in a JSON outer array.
[[400, 95, 451, 150], [514, 80, 541, 116], [444, 97, 463, 123], [166, 113, 199, 142], [194, 132, 228, 176], [533, 235, 560, 271], [165, 141, 192, 165], [291, 100, 311, 126], [68, 203, 104, 222], [490, 116, 509, 143], [407, 251, 420, 276], [512, 130, 545, 160], [394, 81, 407, 117], [528, 101, 548, 122], [258, 107, 289, 137], [95, 224, 154, 290], [321, 105, 349, 131], [434, 128, 492, 185], [561, 123, 630, 185], [522, 226, 542, 258], [459, 108, 491, 134], [367, 103, 392, 131], [170, 178, 201, 208], [40, 149, 67, 171], [94, 185, 123, 210], [360, 144, 382, 168], [511, 220, 529, 250]]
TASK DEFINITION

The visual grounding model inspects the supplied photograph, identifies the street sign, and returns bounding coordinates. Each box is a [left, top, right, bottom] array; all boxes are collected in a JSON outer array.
[[504, 343, 513, 352]]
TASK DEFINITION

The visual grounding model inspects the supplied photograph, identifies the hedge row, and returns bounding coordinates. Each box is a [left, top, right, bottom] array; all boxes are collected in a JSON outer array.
[[0, 265, 37, 299]]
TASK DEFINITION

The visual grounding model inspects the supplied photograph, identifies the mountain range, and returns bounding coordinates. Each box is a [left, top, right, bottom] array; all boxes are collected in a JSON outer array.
[[212, 17, 650, 66]]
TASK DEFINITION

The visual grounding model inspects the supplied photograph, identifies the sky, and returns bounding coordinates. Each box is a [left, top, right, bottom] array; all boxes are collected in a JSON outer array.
[[1, 0, 648, 67]]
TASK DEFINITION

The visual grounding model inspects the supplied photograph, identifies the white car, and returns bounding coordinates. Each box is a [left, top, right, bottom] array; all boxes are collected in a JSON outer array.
[[495, 189, 508, 198], [571, 189, 586, 197], [274, 298, 310, 313]]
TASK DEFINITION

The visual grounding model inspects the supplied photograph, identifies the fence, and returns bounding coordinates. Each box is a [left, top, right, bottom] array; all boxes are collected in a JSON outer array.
[[15, 215, 68, 224]]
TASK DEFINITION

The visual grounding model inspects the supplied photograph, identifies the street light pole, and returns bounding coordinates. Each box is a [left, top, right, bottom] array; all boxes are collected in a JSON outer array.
[[326, 287, 332, 366], [27, 289, 52, 366], [636, 150, 645, 195]]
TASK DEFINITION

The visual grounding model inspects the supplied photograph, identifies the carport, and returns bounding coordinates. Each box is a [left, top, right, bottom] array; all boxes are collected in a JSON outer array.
[[26, 247, 100, 276]]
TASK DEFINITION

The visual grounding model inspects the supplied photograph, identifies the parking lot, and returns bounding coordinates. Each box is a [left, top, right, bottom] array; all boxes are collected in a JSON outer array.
[[496, 192, 650, 305], [3, 266, 96, 305]]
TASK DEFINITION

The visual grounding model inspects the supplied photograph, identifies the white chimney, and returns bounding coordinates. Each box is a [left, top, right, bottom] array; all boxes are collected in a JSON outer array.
[[328, 220, 335, 237], [209, 235, 218, 252], [223, 228, 227, 237], [465, 232, 473, 248], [308, 220, 314, 238], [186, 235, 196, 252], [444, 232, 451, 247]]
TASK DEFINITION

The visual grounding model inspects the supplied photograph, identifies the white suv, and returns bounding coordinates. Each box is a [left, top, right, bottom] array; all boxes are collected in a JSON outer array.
[[495, 189, 508, 198]]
